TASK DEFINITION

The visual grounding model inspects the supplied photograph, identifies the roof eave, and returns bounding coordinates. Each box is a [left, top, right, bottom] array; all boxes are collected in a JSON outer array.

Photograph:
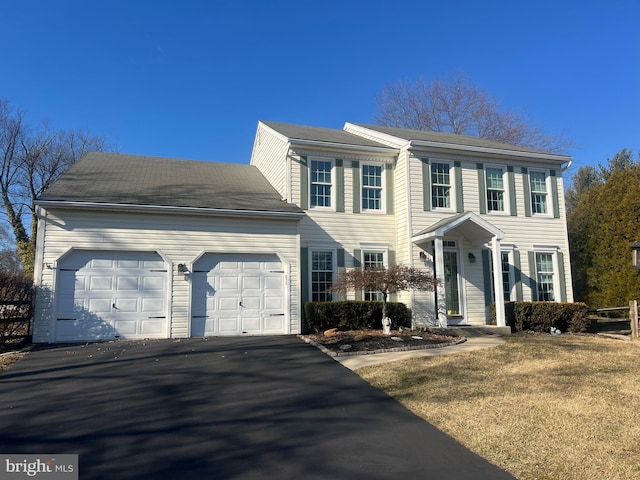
[[408, 140, 572, 164], [289, 138, 397, 156], [35, 200, 305, 220]]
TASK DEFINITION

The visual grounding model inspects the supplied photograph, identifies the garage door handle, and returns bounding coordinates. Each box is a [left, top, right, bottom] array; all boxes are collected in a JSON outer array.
[[269, 313, 285, 316], [239, 301, 244, 308]]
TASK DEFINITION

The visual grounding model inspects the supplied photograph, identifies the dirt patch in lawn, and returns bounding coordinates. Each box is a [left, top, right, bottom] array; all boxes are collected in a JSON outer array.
[[301, 328, 462, 356]]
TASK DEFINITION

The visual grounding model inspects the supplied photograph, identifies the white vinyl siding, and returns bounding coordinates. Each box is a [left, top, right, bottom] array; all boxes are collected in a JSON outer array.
[[33, 208, 300, 342], [249, 124, 290, 199]]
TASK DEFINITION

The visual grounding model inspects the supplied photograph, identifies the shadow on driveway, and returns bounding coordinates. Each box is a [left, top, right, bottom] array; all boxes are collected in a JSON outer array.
[[0, 336, 514, 479]]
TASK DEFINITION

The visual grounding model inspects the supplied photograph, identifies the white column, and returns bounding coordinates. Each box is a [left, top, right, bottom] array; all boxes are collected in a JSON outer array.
[[492, 236, 506, 327], [434, 237, 447, 328]]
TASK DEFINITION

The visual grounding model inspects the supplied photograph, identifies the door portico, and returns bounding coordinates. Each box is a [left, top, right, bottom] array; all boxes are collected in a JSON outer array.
[[412, 212, 506, 328]]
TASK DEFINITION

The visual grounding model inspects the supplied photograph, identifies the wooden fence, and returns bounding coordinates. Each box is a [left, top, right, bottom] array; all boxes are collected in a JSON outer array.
[[589, 302, 639, 339]]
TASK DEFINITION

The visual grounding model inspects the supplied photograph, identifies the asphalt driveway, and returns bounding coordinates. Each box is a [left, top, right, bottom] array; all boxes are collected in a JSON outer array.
[[0, 336, 514, 479]]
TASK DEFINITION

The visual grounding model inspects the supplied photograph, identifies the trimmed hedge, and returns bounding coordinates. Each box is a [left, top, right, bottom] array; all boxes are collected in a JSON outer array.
[[493, 301, 590, 333], [304, 301, 411, 333]]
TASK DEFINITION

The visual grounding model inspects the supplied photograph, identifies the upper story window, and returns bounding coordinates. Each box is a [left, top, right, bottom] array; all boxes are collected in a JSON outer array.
[[530, 171, 548, 214], [310, 160, 332, 208], [431, 162, 451, 209], [486, 167, 506, 212], [362, 164, 383, 211]]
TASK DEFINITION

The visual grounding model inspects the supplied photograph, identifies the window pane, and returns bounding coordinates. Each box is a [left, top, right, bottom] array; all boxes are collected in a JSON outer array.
[[363, 252, 384, 301], [362, 165, 382, 210], [311, 160, 332, 208], [431, 162, 450, 185], [536, 253, 555, 301], [362, 188, 381, 210], [501, 252, 511, 301], [432, 185, 450, 208], [487, 190, 504, 212], [486, 168, 504, 189], [311, 251, 333, 301], [530, 171, 547, 193], [362, 165, 382, 187]]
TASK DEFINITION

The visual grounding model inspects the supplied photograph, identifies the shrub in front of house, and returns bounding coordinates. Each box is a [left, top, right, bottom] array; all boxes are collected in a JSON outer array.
[[304, 301, 411, 333], [494, 301, 589, 333]]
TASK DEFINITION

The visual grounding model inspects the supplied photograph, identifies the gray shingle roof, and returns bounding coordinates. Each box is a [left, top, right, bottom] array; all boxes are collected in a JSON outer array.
[[262, 121, 394, 150], [38, 152, 303, 214], [351, 123, 567, 156]]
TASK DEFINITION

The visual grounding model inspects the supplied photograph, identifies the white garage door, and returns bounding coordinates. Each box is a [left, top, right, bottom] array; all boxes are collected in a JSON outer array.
[[55, 251, 168, 342], [191, 253, 286, 336]]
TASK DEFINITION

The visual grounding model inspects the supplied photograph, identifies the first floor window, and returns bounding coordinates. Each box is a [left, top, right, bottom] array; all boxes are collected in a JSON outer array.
[[501, 252, 512, 301], [536, 252, 555, 301], [310, 160, 332, 208], [311, 251, 333, 301], [363, 251, 384, 301]]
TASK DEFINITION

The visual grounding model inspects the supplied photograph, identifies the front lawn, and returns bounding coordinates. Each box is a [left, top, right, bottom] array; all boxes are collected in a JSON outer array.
[[357, 334, 640, 480]]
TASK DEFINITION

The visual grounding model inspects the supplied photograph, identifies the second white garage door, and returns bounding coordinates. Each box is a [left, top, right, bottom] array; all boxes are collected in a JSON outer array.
[[191, 253, 286, 336]]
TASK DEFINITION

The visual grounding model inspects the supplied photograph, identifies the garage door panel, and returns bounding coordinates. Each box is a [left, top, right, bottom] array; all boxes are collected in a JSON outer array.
[[191, 253, 286, 336], [55, 251, 168, 341]]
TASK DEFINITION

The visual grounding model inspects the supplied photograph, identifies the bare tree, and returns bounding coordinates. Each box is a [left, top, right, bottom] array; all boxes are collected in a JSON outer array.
[[375, 73, 573, 153], [332, 264, 438, 325], [0, 99, 109, 275]]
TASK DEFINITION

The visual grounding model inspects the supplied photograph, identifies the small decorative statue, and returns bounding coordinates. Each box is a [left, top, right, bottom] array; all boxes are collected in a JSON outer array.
[[381, 316, 392, 335]]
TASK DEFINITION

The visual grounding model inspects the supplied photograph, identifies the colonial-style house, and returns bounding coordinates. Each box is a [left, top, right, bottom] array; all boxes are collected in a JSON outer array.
[[31, 121, 573, 342]]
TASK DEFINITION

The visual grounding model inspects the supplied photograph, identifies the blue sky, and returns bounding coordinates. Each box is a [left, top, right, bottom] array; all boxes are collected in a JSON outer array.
[[1, 0, 638, 176]]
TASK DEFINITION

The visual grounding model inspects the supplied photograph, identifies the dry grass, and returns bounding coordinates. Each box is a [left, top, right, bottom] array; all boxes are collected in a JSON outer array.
[[358, 334, 640, 480]]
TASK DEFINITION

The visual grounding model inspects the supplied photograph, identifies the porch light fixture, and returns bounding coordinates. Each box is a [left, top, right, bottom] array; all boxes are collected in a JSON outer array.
[[468, 252, 476, 263], [177, 263, 189, 274], [632, 241, 640, 270], [419, 251, 427, 260]]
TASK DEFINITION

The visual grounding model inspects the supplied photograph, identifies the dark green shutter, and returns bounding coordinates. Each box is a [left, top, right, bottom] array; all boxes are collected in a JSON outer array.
[[549, 170, 560, 218], [513, 250, 523, 301], [557, 251, 567, 302], [388, 249, 396, 266], [301, 247, 309, 307], [454, 161, 464, 213], [352, 161, 360, 213], [477, 163, 487, 214], [335, 159, 344, 213], [421, 158, 431, 211], [337, 248, 346, 300], [353, 249, 362, 300], [528, 251, 537, 300], [522, 168, 532, 217], [385, 163, 394, 214], [481, 249, 493, 306], [507, 166, 517, 216], [300, 156, 308, 210]]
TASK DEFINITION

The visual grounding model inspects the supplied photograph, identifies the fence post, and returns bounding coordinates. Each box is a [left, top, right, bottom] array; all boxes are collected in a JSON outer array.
[[630, 300, 639, 340]]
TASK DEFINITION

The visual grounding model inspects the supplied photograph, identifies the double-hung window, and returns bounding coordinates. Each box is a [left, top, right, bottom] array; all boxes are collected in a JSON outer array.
[[431, 162, 451, 209], [486, 167, 505, 212], [363, 251, 384, 301], [362, 164, 383, 211], [489, 250, 515, 301], [535, 252, 555, 301], [311, 251, 334, 301], [310, 160, 332, 208], [530, 171, 548, 214]]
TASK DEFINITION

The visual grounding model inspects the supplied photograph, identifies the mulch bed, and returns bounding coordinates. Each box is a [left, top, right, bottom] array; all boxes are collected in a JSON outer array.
[[302, 328, 462, 355]]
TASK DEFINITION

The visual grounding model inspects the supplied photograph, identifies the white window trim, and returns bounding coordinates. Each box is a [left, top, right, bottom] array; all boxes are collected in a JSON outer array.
[[361, 162, 386, 214], [532, 246, 561, 302], [430, 159, 456, 212], [485, 165, 510, 215], [309, 248, 337, 302], [529, 169, 552, 217], [309, 157, 335, 211]]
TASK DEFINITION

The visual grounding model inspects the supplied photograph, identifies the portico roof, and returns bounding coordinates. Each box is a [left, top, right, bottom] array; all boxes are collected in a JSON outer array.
[[412, 211, 505, 244]]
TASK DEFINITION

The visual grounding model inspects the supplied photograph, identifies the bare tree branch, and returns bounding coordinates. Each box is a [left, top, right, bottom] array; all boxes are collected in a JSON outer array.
[[375, 73, 574, 153]]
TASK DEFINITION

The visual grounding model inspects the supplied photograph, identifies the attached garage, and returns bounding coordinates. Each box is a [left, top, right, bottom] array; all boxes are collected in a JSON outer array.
[[54, 250, 169, 342], [191, 253, 287, 336]]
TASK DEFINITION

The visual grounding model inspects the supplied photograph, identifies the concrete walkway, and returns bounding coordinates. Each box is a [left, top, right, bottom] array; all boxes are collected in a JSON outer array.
[[335, 332, 507, 371]]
